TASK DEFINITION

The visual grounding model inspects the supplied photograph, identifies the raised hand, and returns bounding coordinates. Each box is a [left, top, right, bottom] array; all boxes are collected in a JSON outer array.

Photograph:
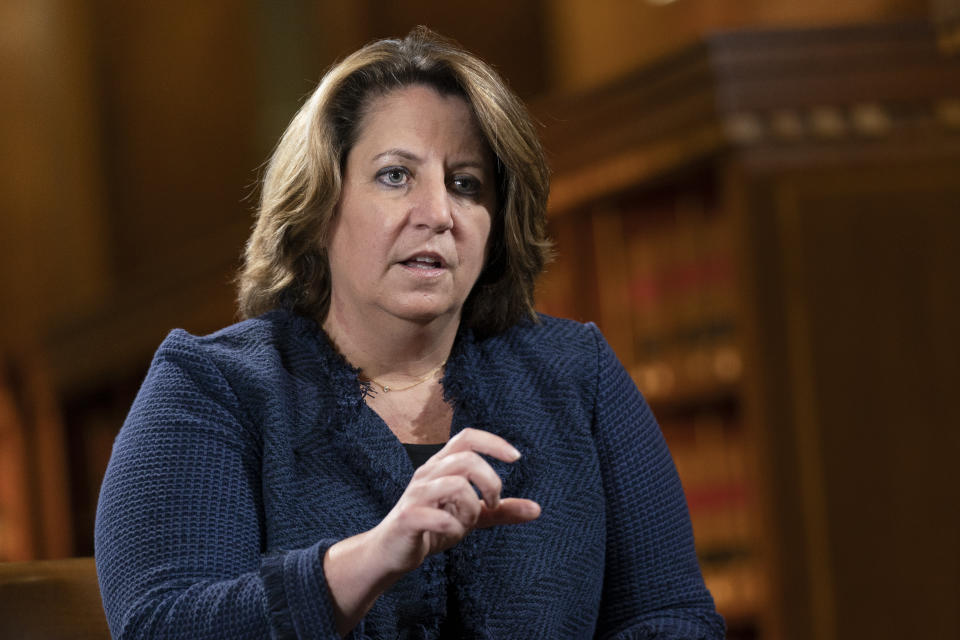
[[372, 428, 541, 573], [323, 428, 540, 635]]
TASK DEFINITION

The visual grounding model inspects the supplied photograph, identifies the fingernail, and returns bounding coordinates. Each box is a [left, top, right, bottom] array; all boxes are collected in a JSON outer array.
[[509, 446, 521, 461]]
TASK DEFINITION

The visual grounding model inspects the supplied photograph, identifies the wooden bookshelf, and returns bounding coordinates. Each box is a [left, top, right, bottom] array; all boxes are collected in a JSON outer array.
[[534, 21, 960, 640], [538, 172, 764, 636]]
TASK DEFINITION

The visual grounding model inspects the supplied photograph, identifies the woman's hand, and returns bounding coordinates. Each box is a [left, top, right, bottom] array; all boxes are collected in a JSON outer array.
[[323, 428, 540, 635], [372, 427, 540, 573]]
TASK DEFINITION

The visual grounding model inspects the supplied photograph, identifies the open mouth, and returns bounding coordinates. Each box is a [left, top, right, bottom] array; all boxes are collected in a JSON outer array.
[[402, 254, 445, 269]]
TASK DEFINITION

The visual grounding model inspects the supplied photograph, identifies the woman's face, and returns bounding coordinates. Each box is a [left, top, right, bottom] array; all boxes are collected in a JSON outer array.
[[325, 84, 496, 328]]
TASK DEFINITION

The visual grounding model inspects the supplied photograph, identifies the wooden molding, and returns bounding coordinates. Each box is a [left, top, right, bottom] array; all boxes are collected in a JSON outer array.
[[534, 21, 960, 215]]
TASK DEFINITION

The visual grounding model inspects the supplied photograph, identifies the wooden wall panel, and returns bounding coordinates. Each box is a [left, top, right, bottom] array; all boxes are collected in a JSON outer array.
[[0, 0, 109, 341], [89, 1, 259, 292], [361, 0, 550, 99], [782, 170, 958, 639], [738, 164, 960, 640]]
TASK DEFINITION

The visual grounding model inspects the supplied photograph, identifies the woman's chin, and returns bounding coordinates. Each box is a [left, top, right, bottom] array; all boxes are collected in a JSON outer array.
[[384, 299, 462, 327]]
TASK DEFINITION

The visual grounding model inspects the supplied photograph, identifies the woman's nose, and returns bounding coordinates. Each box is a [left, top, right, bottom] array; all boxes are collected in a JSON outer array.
[[410, 175, 453, 232]]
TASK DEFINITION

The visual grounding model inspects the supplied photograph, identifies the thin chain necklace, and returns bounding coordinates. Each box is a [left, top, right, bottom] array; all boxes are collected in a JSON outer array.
[[365, 360, 447, 393]]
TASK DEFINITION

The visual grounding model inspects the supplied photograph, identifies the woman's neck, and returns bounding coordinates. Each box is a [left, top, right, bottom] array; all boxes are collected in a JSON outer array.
[[321, 304, 459, 382]]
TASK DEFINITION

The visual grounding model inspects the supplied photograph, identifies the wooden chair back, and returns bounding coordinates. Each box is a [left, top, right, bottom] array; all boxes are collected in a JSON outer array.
[[0, 557, 111, 639]]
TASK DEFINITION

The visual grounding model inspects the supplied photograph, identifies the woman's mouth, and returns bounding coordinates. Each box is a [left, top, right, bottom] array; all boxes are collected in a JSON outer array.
[[401, 254, 445, 270]]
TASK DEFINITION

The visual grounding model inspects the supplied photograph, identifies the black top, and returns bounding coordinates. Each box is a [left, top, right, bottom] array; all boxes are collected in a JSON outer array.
[[402, 442, 445, 470]]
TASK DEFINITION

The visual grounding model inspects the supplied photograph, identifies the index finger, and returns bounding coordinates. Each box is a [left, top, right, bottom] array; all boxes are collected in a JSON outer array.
[[439, 428, 521, 464]]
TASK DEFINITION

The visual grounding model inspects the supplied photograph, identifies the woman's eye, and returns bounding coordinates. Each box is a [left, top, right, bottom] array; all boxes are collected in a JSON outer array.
[[450, 175, 481, 196], [377, 167, 409, 187]]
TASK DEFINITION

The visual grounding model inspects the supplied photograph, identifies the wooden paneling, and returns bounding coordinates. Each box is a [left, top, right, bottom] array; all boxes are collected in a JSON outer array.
[[741, 166, 960, 639], [0, 0, 109, 341], [89, 1, 258, 292], [362, 0, 551, 99]]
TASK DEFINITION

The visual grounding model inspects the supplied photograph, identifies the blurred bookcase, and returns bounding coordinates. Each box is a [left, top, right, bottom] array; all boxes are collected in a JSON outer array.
[[533, 21, 960, 640]]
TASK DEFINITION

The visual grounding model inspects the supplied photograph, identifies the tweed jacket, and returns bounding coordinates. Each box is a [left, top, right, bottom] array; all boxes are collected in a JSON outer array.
[[95, 310, 725, 639]]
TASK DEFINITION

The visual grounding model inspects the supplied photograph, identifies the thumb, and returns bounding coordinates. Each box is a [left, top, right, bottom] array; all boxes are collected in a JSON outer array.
[[475, 498, 541, 529]]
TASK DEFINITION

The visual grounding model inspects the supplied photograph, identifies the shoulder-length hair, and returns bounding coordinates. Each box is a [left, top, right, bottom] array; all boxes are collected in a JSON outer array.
[[237, 26, 551, 336]]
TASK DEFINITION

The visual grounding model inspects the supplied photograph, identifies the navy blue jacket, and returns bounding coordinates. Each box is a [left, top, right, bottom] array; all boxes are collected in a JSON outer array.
[[95, 310, 724, 638]]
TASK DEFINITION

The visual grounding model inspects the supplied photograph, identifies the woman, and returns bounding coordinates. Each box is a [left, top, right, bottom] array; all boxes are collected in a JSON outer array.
[[95, 27, 725, 639]]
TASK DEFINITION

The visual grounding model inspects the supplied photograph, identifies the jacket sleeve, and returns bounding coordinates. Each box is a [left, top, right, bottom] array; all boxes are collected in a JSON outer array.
[[588, 324, 726, 640], [94, 330, 345, 640]]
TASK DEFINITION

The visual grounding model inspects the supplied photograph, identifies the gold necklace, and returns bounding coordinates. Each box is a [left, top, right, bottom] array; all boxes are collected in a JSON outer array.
[[366, 361, 446, 393]]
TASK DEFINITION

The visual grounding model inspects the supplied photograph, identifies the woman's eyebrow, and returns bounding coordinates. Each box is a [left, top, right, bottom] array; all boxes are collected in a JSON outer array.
[[372, 148, 421, 163], [371, 149, 488, 171], [448, 160, 489, 172]]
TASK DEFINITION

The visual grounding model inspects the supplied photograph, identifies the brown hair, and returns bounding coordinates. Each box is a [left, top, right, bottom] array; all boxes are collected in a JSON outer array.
[[237, 26, 551, 335]]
